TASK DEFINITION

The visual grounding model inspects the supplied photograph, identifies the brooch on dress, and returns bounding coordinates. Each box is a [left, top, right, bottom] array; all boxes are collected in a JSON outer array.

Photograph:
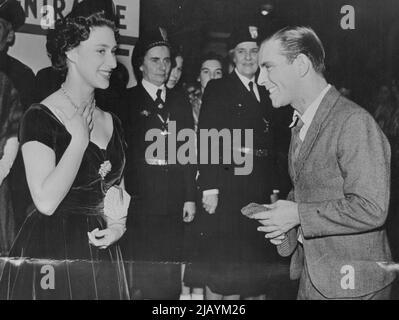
[[98, 160, 112, 179]]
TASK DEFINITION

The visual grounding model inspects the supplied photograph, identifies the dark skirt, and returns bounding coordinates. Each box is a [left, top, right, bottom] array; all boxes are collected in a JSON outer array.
[[0, 210, 130, 300], [182, 196, 213, 288], [124, 200, 184, 300], [193, 161, 291, 297], [0, 178, 15, 256]]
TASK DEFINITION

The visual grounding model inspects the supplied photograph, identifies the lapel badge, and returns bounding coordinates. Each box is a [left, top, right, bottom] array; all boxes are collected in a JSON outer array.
[[263, 118, 270, 133], [140, 109, 151, 117]]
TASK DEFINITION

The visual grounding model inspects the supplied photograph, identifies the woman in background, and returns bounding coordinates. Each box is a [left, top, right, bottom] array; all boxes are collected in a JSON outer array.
[[0, 71, 23, 256], [182, 52, 223, 300], [0, 13, 129, 300], [166, 51, 184, 90], [187, 53, 224, 132]]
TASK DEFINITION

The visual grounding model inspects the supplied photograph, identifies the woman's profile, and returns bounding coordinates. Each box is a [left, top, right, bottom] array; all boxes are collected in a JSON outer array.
[[0, 12, 130, 300]]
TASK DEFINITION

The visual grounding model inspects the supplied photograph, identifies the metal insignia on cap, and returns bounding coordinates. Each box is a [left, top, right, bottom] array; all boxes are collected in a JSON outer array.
[[249, 26, 258, 39], [159, 27, 168, 41]]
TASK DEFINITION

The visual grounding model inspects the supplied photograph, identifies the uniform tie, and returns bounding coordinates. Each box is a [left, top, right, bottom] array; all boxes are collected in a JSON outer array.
[[155, 89, 164, 109], [248, 81, 259, 102]]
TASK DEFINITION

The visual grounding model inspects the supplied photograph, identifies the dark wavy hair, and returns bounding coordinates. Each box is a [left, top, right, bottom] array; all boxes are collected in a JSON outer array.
[[46, 12, 119, 71], [197, 52, 224, 77]]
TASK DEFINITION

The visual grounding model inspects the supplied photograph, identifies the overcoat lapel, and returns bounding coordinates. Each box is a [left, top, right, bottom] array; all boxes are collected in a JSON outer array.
[[135, 83, 156, 113]]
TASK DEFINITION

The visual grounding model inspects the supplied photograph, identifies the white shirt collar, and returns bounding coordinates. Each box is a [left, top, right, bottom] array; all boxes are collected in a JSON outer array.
[[234, 68, 256, 88], [289, 84, 331, 140], [142, 78, 166, 101], [234, 68, 260, 101]]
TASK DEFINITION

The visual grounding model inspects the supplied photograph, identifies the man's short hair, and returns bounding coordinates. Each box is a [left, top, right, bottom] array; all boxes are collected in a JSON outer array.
[[267, 26, 326, 74]]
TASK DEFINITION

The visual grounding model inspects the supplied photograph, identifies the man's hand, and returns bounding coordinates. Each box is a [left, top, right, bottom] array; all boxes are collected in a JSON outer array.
[[377, 262, 399, 273], [269, 233, 286, 245], [183, 201, 196, 222], [202, 194, 218, 214], [249, 200, 300, 239]]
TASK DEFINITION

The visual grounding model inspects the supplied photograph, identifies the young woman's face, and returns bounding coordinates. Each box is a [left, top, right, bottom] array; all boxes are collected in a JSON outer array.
[[198, 59, 223, 90], [70, 26, 118, 90], [167, 55, 183, 89]]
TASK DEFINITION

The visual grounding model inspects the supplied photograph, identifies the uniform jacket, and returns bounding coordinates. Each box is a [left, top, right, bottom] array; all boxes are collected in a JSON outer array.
[[198, 71, 291, 204], [124, 83, 196, 216]]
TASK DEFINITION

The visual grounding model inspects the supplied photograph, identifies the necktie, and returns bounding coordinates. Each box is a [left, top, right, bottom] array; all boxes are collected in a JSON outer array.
[[155, 88, 169, 120], [155, 89, 164, 109], [248, 81, 259, 102], [291, 117, 305, 243], [291, 116, 305, 168]]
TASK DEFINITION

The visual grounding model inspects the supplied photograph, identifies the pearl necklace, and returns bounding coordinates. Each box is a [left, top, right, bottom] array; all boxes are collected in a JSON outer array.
[[60, 83, 96, 111]]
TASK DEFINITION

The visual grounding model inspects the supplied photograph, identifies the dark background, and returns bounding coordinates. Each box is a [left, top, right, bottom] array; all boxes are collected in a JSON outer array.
[[139, 0, 399, 109]]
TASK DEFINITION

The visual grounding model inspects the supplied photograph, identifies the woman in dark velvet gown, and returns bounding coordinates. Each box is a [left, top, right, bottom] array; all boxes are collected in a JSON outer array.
[[0, 13, 129, 300]]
